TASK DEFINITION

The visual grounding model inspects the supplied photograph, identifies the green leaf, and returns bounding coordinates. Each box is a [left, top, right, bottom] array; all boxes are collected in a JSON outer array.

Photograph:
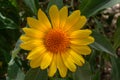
[[9, 0, 17, 8], [46, 0, 63, 13], [94, 17, 104, 32], [73, 62, 91, 80], [90, 31, 116, 57], [7, 62, 19, 79], [25, 68, 48, 80], [0, 49, 11, 63], [113, 17, 120, 49], [15, 69, 25, 80], [23, 0, 39, 15], [111, 57, 120, 80], [11, 39, 21, 59], [92, 71, 101, 80], [7, 62, 25, 80], [0, 34, 10, 50], [0, 13, 18, 29], [79, 0, 120, 17], [0, 0, 20, 24], [111, 20, 119, 80]]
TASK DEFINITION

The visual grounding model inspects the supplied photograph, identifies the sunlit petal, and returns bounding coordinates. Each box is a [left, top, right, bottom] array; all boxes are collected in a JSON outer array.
[[56, 53, 67, 77], [49, 5, 59, 28], [59, 6, 68, 29], [38, 9, 51, 29], [48, 54, 57, 77], [61, 51, 76, 72], [40, 52, 53, 69], [70, 36, 94, 45], [70, 45, 91, 55]]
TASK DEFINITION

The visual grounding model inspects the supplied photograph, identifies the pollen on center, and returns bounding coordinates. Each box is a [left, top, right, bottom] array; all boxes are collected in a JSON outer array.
[[44, 29, 70, 53]]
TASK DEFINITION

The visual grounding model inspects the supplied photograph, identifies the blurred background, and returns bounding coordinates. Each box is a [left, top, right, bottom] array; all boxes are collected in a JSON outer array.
[[0, 0, 120, 80]]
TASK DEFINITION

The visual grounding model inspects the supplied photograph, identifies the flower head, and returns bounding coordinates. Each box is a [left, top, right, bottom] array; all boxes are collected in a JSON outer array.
[[20, 5, 94, 77]]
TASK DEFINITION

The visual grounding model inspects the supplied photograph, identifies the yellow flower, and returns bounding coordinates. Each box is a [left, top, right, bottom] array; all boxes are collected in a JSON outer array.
[[20, 5, 94, 77]]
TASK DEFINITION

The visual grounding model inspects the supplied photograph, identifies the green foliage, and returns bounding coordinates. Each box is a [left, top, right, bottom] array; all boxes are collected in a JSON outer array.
[[111, 17, 120, 80], [23, 0, 39, 15], [0, 0, 20, 24], [46, 0, 63, 13], [73, 62, 91, 80], [7, 61, 25, 80], [25, 68, 48, 80], [111, 57, 120, 80], [0, 13, 18, 29], [79, 0, 120, 17], [0, 0, 120, 80], [91, 31, 116, 57], [113, 17, 120, 49]]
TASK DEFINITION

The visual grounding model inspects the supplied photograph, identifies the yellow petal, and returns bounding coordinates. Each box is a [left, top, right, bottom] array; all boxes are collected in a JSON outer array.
[[70, 45, 91, 55], [27, 48, 46, 68], [27, 17, 50, 32], [38, 9, 51, 29], [63, 10, 80, 31], [69, 50, 85, 66], [61, 51, 76, 72], [49, 5, 59, 28], [59, 6, 68, 29], [40, 52, 53, 69], [28, 47, 46, 68], [56, 53, 67, 77], [27, 46, 46, 60], [20, 35, 31, 42], [70, 36, 94, 45], [48, 54, 57, 77], [76, 16, 87, 29], [20, 40, 43, 50], [30, 57, 41, 68], [70, 29, 92, 39], [69, 16, 87, 31], [27, 17, 38, 28], [23, 28, 45, 39]]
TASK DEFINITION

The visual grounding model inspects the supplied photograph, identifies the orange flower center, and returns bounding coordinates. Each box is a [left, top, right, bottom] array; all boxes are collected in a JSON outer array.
[[44, 29, 69, 53]]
